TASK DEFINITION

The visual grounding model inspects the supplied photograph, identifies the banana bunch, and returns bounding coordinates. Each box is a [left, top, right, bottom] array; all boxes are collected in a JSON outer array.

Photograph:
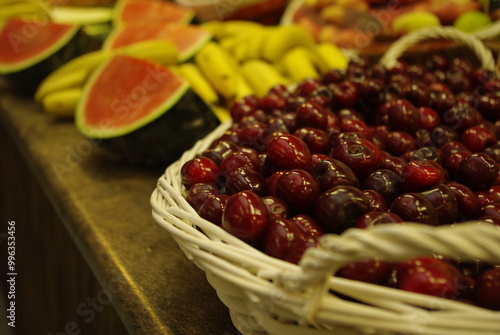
[[35, 40, 178, 118], [0, 0, 52, 22], [195, 20, 349, 99]]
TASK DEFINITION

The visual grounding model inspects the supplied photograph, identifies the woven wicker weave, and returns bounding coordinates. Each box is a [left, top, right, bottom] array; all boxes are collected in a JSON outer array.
[[151, 27, 500, 335]]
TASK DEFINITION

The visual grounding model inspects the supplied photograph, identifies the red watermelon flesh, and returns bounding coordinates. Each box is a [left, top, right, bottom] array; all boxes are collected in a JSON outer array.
[[116, 0, 194, 25], [104, 22, 211, 61], [0, 17, 79, 73], [78, 54, 188, 138]]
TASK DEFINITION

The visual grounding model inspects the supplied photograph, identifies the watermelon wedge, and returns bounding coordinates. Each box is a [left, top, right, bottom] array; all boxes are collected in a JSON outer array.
[[0, 17, 84, 91], [114, 0, 195, 25], [76, 54, 220, 164], [103, 22, 211, 61]]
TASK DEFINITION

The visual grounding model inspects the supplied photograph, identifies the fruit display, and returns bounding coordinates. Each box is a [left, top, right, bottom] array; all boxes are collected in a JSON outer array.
[[178, 53, 500, 308], [283, 0, 500, 50]]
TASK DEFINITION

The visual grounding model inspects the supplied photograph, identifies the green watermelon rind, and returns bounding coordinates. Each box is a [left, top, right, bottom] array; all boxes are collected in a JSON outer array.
[[75, 55, 220, 165], [75, 55, 190, 139], [0, 22, 81, 74]]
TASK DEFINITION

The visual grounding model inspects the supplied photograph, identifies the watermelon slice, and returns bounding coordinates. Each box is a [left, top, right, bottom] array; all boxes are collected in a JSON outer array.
[[103, 22, 211, 61], [76, 54, 220, 164], [114, 0, 195, 25], [0, 17, 85, 91]]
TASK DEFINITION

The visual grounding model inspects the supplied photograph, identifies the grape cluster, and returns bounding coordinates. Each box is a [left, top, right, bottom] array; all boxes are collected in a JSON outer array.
[[180, 54, 500, 309]]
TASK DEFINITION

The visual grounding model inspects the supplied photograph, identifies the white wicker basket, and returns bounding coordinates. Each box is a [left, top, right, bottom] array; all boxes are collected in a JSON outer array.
[[151, 27, 500, 335]]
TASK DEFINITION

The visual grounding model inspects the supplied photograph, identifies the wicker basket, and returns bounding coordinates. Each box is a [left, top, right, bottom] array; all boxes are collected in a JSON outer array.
[[151, 27, 500, 335]]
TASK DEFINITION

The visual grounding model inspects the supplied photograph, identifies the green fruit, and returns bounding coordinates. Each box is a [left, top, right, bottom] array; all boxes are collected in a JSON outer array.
[[76, 54, 220, 165], [454, 11, 492, 32], [392, 12, 441, 35]]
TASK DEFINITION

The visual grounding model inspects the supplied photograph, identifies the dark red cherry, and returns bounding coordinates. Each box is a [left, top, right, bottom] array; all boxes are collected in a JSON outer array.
[[258, 93, 286, 114], [198, 194, 229, 226], [290, 214, 324, 238], [337, 259, 395, 285], [275, 169, 321, 215], [219, 151, 258, 177], [362, 169, 403, 205], [186, 183, 219, 212], [377, 154, 406, 175], [267, 134, 311, 171], [203, 140, 239, 165], [429, 90, 456, 113], [401, 160, 442, 193], [363, 189, 388, 212], [314, 185, 370, 234], [419, 184, 458, 225], [448, 182, 480, 221], [330, 80, 359, 108], [266, 170, 286, 197], [331, 140, 379, 179], [222, 190, 270, 244], [181, 156, 220, 189], [442, 105, 479, 133], [418, 106, 441, 130], [295, 101, 327, 129], [395, 257, 468, 299], [474, 268, 500, 310], [385, 131, 416, 156], [225, 167, 266, 196], [386, 99, 421, 134], [294, 78, 322, 97], [261, 196, 289, 218], [311, 158, 359, 191], [355, 211, 403, 229], [461, 126, 497, 153], [293, 127, 330, 154], [263, 218, 302, 260], [456, 153, 499, 191], [389, 193, 439, 226]]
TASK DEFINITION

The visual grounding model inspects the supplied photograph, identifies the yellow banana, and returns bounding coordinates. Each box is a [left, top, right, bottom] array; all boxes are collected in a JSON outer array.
[[206, 20, 264, 40], [233, 71, 254, 102], [240, 59, 288, 97], [0, 1, 51, 21], [314, 42, 349, 72], [177, 62, 219, 105], [118, 39, 178, 66], [50, 5, 114, 25], [261, 24, 315, 63], [195, 41, 238, 101], [35, 67, 89, 101], [40, 87, 83, 119], [281, 46, 319, 83], [35, 50, 112, 100]]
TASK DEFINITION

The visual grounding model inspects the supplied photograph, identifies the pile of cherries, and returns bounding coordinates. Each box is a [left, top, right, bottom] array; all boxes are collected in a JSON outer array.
[[180, 54, 500, 310]]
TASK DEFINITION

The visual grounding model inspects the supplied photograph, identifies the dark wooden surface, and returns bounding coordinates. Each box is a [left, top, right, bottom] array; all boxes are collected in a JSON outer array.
[[0, 82, 240, 335]]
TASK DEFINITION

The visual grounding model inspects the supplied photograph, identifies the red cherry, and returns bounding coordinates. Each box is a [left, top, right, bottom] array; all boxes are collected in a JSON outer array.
[[401, 160, 442, 192], [461, 126, 497, 153], [337, 259, 395, 285], [418, 106, 441, 130], [181, 156, 220, 189], [267, 134, 311, 171], [275, 169, 321, 215], [474, 268, 500, 310], [222, 191, 270, 244]]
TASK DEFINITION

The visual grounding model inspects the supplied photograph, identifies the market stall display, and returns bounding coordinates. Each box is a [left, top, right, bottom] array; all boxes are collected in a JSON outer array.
[[0, 0, 499, 334]]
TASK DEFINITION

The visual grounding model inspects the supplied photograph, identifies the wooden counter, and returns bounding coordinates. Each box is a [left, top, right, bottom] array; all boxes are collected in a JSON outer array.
[[0, 81, 240, 335]]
